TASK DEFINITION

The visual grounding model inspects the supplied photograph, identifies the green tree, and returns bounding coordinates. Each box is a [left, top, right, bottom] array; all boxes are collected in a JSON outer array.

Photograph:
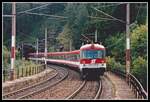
[[106, 56, 125, 72], [105, 32, 125, 65], [131, 24, 147, 60], [56, 24, 73, 51], [130, 24, 147, 91], [64, 4, 89, 49]]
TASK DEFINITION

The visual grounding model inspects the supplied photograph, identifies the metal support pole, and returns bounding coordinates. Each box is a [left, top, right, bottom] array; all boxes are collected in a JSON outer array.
[[70, 40, 72, 51], [10, 2, 16, 80], [36, 38, 38, 64], [44, 27, 47, 69], [82, 42, 84, 46], [21, 42, 23, 59], [126, 3, 130, 81], [95, 29, 97, 42]]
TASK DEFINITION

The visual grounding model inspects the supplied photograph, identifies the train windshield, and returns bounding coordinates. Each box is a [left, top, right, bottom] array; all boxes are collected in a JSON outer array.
[[81, 50, 105, 59]]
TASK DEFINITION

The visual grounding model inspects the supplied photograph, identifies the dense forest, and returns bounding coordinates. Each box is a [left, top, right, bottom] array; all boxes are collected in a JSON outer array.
[[3, 3, 147, 90]]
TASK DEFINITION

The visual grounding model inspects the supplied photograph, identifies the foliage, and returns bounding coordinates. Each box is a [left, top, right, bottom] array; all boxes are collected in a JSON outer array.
[[106, 56, 116, 70], [56, 24, 73, 51], [3, 3, 147, 49], [64, 3, 89, 49], [15, 59, 40, 68], [131, 24, 147, 60], [3, 59, 43, 82], [106, 56, 125, 72], [105, 32, 125, 64], [131, 56, 147, 90], [130, 24, 147, 90], [48, 46, 55, 52], [3, 45, 10, 68]]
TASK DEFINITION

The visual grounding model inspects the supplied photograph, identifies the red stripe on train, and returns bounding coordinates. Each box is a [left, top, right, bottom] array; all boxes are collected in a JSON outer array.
[[80, 58, 106, 64]]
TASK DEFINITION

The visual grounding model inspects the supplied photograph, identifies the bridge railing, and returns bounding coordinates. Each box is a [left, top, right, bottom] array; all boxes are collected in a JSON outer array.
[[110, 69, 147, 99], [128, 73, 148, 99]]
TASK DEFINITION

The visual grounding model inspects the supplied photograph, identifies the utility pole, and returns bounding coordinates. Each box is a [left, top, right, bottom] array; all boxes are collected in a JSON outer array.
[[36, 38, 39, 63], [82, 42, 84, 46], [69, 40, 72, 51], [44, 27, 47, 69], [126, 3, 130, 81], [21, 42, 23, 59], [95, 29, 97, 42], [10, 2, 16, 80]]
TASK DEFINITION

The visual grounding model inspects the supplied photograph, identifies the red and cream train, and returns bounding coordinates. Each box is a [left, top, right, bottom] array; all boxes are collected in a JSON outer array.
[[28, 43, 106, 79]]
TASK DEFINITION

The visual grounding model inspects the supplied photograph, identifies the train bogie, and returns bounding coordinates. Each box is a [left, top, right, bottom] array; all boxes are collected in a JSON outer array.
[[79, 67, 105, 79]]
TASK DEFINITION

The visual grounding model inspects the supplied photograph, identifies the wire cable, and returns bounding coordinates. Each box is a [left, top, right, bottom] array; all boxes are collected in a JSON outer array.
[[17, 4, 50, 14], [91, 6, 126, 23]]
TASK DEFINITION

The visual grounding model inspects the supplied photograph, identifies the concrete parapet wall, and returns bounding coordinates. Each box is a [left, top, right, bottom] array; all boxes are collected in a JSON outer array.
[[3, 68, 54, 94]]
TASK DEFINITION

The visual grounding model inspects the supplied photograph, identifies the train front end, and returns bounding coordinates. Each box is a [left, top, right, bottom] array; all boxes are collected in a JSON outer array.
[[79, 43, 106, 79]]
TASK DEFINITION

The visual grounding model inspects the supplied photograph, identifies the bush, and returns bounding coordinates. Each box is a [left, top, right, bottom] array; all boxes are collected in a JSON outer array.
[[106, 56, 125, 72], [3, 45, 10, 68], [3, 45, 21, 68], [106, 56, 115, 70], [131, 56, 147, 91]]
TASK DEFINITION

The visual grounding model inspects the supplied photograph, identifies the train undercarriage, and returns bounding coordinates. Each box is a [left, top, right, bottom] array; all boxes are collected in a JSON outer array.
[[80, 68, 105, 80]]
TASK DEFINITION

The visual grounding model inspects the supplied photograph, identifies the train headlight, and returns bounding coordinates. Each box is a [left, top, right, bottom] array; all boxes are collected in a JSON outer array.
[[101, 60, 104, 63], [101, 60, 105, 66]]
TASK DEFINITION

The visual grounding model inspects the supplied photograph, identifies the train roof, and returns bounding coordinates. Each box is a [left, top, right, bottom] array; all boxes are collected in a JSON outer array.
[[29, 44, 105, 56], [29, 50, 80, 56], [47, 50, 80, 56], [80, 44, 105, 50]]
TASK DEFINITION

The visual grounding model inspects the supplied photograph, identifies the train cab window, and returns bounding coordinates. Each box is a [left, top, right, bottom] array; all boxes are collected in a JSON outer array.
[[81, 50, 105, 59]]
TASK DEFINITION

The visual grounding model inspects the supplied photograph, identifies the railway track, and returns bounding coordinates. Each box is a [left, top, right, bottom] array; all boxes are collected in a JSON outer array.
[[3, 65, 68, 99], [99, 75, 115, 99], [27, 65, 82, 99], [66, 78, 102, 99]]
